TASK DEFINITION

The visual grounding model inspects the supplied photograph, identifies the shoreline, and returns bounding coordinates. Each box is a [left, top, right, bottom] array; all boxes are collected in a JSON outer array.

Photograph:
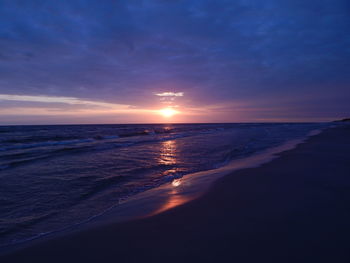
[[0, 127, 325, 254], [2, 124, 350, 262]]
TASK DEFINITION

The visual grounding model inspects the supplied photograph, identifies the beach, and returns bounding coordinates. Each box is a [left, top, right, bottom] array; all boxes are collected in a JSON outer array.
[[2, 124, 350, 262]]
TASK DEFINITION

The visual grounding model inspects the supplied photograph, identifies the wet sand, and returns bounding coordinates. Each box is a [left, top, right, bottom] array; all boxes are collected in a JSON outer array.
[[2, 124, 350, 262]]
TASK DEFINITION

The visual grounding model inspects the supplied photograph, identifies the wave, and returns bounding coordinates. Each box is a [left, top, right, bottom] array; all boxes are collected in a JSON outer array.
[[0, 128, 175, 150], [0, 212, 57, 238], [78, 176, 128, 200], [0, 127, 227, 170], [0, 139, 95, 152], [0, 125, 228, 148]]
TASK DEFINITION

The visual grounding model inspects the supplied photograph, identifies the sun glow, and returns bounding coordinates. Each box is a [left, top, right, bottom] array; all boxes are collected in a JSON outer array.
[[159, 108, 178, 118]]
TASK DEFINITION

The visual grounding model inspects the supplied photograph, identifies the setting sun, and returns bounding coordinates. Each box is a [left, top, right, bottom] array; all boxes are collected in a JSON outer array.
[[159, 108, 178, 118]]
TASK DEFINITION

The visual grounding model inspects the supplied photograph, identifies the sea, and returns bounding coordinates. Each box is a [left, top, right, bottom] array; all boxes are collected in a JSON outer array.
[[0, 122, 331, 247]]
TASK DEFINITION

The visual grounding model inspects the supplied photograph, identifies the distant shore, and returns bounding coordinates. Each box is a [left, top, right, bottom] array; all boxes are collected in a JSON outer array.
[[2, 124, 350, 263]]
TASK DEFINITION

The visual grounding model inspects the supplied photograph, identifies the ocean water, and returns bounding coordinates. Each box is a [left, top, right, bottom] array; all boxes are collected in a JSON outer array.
[[0, 123, 329, 246]]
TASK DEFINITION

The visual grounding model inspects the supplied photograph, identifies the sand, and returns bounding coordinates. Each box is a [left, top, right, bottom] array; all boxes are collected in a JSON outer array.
[[2, 124, 350, 262]]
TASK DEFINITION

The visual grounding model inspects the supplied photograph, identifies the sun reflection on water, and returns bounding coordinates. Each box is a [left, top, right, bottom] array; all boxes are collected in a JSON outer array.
[[149, 139, 190, 215], [151, 179, 190, 215], [158, 140, 177, 166], [172, 179, 181, 187]]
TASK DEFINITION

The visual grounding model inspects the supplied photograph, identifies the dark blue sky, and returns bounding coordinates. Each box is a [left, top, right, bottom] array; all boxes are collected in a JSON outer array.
[[0, 0, 349, 124]]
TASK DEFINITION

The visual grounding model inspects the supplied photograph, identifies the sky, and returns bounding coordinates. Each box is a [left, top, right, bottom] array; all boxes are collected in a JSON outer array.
[[0, 0, 349, 124]]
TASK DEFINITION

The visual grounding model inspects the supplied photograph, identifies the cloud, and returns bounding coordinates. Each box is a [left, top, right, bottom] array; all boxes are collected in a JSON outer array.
[[155, 92, 184, 97], [0, 94, 129, 109], [0, 0, 349, 122]]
